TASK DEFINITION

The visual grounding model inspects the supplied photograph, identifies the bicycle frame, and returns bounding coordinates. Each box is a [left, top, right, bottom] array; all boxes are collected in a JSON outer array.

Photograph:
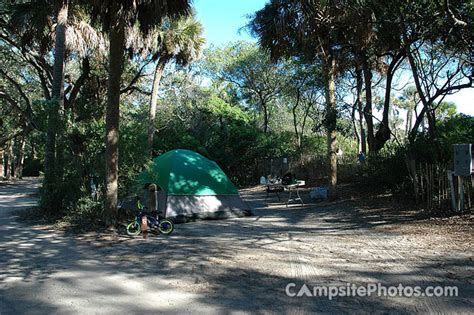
[[126, 197, 174, 236], [135, 210, 160, 228]]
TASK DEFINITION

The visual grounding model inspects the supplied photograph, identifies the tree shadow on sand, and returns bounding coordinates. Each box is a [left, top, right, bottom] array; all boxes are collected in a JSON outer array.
[[1, 182, 472, 313]]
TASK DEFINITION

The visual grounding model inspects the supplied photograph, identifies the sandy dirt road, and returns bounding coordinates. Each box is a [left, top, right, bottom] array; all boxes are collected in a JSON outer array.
[[0, 178, 472, 314]]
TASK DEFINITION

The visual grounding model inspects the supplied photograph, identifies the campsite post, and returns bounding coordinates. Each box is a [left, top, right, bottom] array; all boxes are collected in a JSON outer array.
[[148, 184, 158, 212]]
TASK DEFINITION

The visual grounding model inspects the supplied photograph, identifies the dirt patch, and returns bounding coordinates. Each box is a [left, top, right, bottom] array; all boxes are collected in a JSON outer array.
[[2, 179, 473, 313]]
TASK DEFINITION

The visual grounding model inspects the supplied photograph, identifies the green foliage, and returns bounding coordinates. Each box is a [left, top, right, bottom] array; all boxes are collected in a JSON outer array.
[[435, 102, 457, 122], [362, 148, 411, 193], [118, 104, 149, 196], [362, 114, 474, 193], [60, 197, 104, 232], [2, 0, 472, 226], [153, 14, 205, 66], [409, 114, 474, 163], [204, 42, 288, 128], [206, 95, 251, 123]]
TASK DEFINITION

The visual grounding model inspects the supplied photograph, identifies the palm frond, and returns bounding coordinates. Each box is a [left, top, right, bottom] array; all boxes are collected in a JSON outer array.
[[89, 0, 192, 34], [66, 10, 107, 57], [8, 0, 54, 53], [157, 13, 205, 65]]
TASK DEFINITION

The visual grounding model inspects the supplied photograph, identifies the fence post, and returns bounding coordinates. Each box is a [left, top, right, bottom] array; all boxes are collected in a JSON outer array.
[[447, 170, 457, 211], [458, 176, 465, 212], [437, 164, 441, 207]]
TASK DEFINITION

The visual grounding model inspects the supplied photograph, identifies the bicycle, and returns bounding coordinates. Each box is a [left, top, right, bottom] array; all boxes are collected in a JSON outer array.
[[126, 198, 174, 236]]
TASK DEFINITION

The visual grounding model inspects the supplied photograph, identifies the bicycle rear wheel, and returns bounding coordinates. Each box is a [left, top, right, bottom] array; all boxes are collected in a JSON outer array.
[[126, 220, 141, 236]]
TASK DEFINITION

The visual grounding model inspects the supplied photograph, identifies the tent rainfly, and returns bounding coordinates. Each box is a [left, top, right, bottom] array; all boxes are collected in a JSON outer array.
[[137, 149, 251, 222]]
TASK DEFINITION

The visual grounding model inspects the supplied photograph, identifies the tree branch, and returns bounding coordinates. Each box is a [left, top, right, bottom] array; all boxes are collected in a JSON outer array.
[[0, 91, 37, 129], [0, 125, 33, 147], [120, 59, 152, 94], [121, 86, 151, 96], [66, 57, 90, 109], [0, 69, 31, 108], [444, 0, 467, 27]]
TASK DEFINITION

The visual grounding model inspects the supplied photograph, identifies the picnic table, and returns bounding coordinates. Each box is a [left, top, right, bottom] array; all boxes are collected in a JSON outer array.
[[265, 180, 305, 207]]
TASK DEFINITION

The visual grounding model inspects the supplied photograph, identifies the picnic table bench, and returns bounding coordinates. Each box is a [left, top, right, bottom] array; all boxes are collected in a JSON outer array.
[[265, 180, 305, 207]]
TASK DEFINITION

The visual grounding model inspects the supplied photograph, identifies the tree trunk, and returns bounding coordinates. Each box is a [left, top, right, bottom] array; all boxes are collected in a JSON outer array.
[[5, 140, 13, 180], [301, 101, 310, 138], [0, 146, 4, 180], [361, 58, 376, 154], [14, 136, 26, 179], [355, 68, 366, 154], [352, 103, 360, 149], [31, 141, 37, 159], [293, 106, 301, 151], [374, 71, 393, 151], [405, 108, 412, 137], [104, 18, 126, 227], [325, 55, 338, 200], [292, 90, 302, 153], [263, 108, 269, 133], [256, 92, 270, 133], [54, 1, 70, 182], [405, 45, 437, 139], [374, 53, 404, 151], [262, 99, 269, 133], [426, 109, 436, 137], [409, 106, 427, 143], [44, 0, 68, 204], [147, 56, 169, 156]]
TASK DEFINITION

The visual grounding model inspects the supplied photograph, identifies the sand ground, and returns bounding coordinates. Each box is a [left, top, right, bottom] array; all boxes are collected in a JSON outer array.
[[0, 178, 472, 314]]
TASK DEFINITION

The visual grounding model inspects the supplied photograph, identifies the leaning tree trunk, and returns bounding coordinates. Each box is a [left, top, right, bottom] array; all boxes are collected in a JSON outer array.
[[409, 106, 427, 143], [325, 54, 338, 200], [104, 19, 126, 227], [374, 52, 404, 151], [352, 103, 360, 150], [375, 70, 394, 151], [405, 45, 436, 139], [147, 56, 169, 156], [355, 67, 366, 154], [14, 136, 26, 179], [44, 0, 68, 206]]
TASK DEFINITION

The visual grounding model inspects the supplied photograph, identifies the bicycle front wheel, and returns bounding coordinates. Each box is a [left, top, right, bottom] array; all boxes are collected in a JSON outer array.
[[126, 220, 141, 236], [158, 219, 174, 235]]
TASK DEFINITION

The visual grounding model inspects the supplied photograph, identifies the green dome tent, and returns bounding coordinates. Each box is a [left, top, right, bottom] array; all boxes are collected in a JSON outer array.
[[137, 149, 251, 222]]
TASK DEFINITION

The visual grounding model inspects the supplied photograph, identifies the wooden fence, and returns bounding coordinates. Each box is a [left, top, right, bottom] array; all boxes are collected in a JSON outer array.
[[416, 163, 473, 210], [252, 158, 473, 211]]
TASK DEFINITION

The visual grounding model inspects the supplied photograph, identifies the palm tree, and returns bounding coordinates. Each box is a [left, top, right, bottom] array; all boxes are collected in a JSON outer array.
[[8, 0, 105, 212], [89, 0, 191, 226], [9, 0, 105, 211], [10, 0, 69, 207], [147, 14, 205, 155], [49, 0, 69, 183]]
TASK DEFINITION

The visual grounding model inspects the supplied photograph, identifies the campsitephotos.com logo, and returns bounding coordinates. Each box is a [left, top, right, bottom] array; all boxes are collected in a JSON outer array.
[[285, 283, 459, 300]]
